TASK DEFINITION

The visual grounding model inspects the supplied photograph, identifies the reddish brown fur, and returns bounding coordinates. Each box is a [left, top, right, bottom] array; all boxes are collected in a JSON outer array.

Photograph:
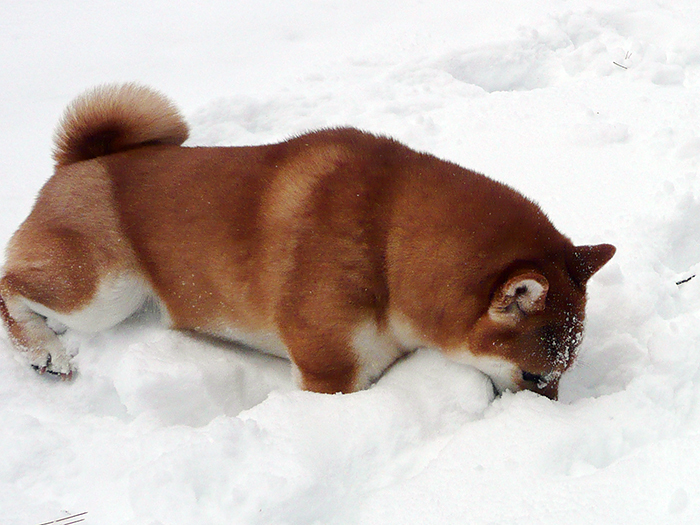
[[0, 84, 615, 396]]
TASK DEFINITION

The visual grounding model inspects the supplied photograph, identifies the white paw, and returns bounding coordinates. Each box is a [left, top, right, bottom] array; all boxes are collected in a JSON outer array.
[[30, 349, 76, 380]]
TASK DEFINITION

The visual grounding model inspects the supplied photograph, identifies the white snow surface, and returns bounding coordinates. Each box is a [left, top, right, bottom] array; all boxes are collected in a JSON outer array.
[[3, 1, 700, 523]]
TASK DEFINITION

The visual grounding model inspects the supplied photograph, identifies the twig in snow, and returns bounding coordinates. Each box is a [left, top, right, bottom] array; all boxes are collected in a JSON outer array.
[[37, 512, 88, 525], [676, 275, 696, 286]]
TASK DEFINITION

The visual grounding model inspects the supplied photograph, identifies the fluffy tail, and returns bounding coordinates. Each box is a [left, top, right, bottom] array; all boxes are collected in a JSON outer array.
[[53, 83, 190, 166]]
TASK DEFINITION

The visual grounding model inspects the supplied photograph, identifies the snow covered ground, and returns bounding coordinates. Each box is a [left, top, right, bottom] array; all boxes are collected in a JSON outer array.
[[2, 0, 700, 523]]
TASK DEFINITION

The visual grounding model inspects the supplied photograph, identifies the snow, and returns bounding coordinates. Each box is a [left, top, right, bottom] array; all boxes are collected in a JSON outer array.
[[2, 0, 700, 523]]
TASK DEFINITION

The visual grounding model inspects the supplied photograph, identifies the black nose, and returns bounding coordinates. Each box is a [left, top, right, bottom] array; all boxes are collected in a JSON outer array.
[[522, 371, 543, 383]]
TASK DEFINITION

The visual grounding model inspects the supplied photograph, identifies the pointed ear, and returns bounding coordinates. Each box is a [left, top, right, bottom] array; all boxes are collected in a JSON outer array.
[[489, 271, 549, 324], [569, 244, 616, 285]]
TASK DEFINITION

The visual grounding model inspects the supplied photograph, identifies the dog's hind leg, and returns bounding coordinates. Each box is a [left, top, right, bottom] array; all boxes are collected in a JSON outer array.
[[0, 227, 149, 378], [0, 287, 75, 377]]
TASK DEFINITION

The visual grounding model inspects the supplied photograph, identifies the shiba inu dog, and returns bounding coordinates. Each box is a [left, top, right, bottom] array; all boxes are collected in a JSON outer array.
[[0, 83, 615, 398]]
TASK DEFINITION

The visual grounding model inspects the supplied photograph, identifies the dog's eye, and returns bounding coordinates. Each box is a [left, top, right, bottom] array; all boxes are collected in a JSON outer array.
[[522, 371, 543, 383]]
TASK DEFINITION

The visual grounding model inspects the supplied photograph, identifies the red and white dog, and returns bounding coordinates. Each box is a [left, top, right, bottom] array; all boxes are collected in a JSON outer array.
[[0, 84, 615, 398]]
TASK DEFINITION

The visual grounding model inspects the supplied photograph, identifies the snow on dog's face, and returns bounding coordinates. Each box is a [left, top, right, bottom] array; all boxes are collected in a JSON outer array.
[[449, 244, 614, 400]]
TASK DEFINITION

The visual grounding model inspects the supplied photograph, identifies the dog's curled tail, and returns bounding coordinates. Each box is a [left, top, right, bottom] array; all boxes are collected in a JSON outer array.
[[53, 83, 189, 166]]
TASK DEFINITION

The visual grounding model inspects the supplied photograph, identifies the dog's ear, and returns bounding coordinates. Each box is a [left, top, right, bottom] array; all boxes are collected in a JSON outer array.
[[489, 271, 549, 325], [568, 244, 616, 285]]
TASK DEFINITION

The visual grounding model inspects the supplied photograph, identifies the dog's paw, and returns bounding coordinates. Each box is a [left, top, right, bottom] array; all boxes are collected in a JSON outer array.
[[30, 351, 76, 380]]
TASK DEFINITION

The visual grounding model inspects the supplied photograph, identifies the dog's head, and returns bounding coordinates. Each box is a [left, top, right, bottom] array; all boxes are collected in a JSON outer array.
[[455, 244, 616, 399]]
